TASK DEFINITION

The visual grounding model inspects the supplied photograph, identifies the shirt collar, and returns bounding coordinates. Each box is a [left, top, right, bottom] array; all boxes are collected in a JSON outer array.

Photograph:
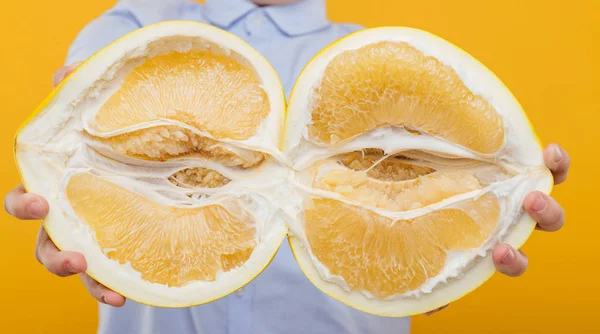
[[204, 0, 330, 36], [203, 0, 257, 28]]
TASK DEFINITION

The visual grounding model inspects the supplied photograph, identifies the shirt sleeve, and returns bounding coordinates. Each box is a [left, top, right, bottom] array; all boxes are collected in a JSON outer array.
[[65, 2, 142, 65]]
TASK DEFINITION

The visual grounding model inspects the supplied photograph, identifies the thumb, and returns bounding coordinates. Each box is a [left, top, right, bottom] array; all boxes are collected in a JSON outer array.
[[4, 184, 49, 220], [493, 244, 528, 277], [52, 61, 83, 87]]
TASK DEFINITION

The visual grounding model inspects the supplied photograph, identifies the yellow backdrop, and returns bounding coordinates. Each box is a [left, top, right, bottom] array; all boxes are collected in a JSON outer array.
[[0, 1, 597, 333]]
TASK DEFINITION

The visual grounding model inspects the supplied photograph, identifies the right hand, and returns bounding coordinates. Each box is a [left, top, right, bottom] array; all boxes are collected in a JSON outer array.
[[4, 63, 126, 307]]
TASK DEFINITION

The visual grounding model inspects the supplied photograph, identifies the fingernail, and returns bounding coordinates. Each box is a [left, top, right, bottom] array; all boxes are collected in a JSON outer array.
[[66, 262, 77, 274], [531, 194, 547, 212], [27, 202, 44, 218], [501, 249, 516, 265], [553, 145, 563, 163]]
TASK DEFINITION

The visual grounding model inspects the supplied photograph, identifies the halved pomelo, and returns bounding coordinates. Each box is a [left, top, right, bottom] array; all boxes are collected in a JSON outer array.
[[15, 22, 552, 314], [284, 27, 552, 316], [15, 21, 289, 307]]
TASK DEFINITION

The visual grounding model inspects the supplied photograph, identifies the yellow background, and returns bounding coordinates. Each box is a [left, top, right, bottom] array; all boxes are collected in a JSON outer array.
[[0, 0, 597, 333]]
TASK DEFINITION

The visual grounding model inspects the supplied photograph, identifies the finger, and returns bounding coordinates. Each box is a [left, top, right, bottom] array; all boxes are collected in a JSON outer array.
[[493, 244, 528, 277], [424, 304, 449, 316], [4, 184, 49, 220], [35, 226, 86, 277], [543, 144, 570, 185], [523, 192, 565, 232], [52, 61, 83, 87], [80, 274, 126, 307]]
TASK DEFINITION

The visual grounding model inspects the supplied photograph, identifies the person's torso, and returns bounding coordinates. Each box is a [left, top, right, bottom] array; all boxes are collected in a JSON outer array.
[[77, 1, 411, 333]]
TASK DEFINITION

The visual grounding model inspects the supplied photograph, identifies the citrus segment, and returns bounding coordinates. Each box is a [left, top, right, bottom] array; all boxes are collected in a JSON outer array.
[[66, 173, 256, 287], [103, 125, 264, 166], [307, 42, 504, 153], [171, 168, 231, 189], [304, 193, 500, 297], [314, 169, 481, 211], [339, 150, 434, 181], [91, 51, 270, 140]]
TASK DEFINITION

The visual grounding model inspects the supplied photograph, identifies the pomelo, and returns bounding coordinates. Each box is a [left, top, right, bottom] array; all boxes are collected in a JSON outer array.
[[15, 22, 552, 315]]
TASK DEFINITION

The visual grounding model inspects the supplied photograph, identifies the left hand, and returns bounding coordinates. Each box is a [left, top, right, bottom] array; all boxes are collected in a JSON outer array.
[[425, 143, 570, 316]]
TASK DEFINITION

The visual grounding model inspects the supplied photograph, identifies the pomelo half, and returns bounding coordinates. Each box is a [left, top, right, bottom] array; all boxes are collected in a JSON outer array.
[[284, 27, 552, 316], [15, 21, 289, 307]]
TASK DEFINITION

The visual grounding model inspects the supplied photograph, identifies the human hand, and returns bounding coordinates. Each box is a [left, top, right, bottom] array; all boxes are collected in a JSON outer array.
[[425, 144, 570, 316], [4, 62, 126, 307]]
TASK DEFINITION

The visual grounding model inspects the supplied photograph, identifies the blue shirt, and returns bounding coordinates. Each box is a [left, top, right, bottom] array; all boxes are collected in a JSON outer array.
[[67, 1, 411, 333]]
